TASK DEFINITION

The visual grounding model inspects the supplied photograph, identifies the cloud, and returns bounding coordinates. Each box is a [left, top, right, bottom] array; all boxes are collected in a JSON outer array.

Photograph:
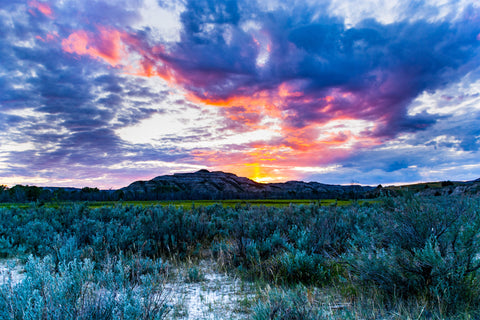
[[114, 0, 479, 151], [62, 28, 128, 67], [28, 0, 54, 19], [0, 2, 187, 187], [1, 0, 480, 187]]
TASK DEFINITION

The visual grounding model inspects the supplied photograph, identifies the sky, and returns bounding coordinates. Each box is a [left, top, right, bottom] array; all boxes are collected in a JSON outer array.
[[0, 0, 480, 188]]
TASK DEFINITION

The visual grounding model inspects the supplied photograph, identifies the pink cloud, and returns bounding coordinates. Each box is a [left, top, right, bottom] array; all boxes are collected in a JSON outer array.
[[28, 0, 54, 18], [62, 27, 129, 67], [57, 15, 458, 183], [36, 32, 58, 42]]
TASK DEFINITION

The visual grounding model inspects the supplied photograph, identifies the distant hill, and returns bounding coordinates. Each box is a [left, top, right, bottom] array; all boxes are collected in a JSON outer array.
[[2, 171, 479, 203], [384, 179, 480, 197], [120, 169, 374, 200]]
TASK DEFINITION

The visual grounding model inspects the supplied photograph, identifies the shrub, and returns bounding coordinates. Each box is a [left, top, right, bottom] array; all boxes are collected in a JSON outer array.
[[0, 236, 14, 258], [251, 286, 324, 320], [347, 196, 480, 314], [0, 255, 170, 320], [263, 250, 328, 285], [185, 266, 205, 283]]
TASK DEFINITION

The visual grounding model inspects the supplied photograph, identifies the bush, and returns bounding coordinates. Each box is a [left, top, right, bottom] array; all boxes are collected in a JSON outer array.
[[185, 266, 205, 283], [2, 197, 480, 317], [251, 286, 324, 320], [347, 196, 480, 314], [0, 255, 170, 320]]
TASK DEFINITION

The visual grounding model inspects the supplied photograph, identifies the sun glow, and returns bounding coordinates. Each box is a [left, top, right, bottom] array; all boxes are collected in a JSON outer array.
[[249, 163, 266, 183], [228, 163, 289, 184], [251, 175, 280, 183]]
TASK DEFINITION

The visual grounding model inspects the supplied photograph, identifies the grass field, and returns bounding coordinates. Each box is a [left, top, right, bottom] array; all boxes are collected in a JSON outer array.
[[87, 198, 356, 208], [0, 198, 358, 209]]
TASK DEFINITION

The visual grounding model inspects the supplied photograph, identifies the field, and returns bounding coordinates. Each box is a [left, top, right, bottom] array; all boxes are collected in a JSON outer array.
[[0, 198, 356, 209], [1, 195, 480, 319]]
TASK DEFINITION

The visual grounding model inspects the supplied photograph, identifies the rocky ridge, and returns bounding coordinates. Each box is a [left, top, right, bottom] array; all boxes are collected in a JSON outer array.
[[121, 169, 374, 200]]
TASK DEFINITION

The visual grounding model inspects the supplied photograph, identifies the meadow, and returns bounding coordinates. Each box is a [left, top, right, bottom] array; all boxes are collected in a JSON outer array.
[[0, 198, 356, 209], [1, 195, 479, 319]]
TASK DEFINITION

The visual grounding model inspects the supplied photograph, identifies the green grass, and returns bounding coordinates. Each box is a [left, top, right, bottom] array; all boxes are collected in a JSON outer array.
[[85, 199, 335, 208], [0, 198, 358, 209], [0, 203, 31, 209]]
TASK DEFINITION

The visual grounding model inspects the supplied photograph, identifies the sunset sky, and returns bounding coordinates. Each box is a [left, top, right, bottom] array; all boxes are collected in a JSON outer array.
[[1, 0, 480, 188]]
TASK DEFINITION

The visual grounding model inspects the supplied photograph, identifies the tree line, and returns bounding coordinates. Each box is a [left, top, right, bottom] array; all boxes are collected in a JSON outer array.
[[0, 184, 374, 202]]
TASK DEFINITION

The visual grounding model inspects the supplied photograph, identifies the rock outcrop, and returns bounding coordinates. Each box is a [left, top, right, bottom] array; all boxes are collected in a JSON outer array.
[[121, 169, 374, 200], [416, 180, 480, 197]]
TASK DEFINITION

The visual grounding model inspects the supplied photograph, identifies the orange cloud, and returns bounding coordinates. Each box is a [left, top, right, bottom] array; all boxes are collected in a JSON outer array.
[[186, 82, 384, 181], [209, 143, 348, 183], [62, 27, 128, 67], [59, 25, 385, 183], [189, 82, 316, 128], [61, 25, 180, 87], [123, 41, 176, 82]]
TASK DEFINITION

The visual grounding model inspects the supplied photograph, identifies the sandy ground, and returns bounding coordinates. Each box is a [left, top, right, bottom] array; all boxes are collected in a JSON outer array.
[[0, 259, 25, 285], [165, 260, 257, 319]]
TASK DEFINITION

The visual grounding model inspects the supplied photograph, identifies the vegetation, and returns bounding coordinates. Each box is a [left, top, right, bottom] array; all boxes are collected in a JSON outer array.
[[0, 195, 479, 318], [0, 198, 355, 209], [0, 255, 169, 319], [0, 184, 362, 205]]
